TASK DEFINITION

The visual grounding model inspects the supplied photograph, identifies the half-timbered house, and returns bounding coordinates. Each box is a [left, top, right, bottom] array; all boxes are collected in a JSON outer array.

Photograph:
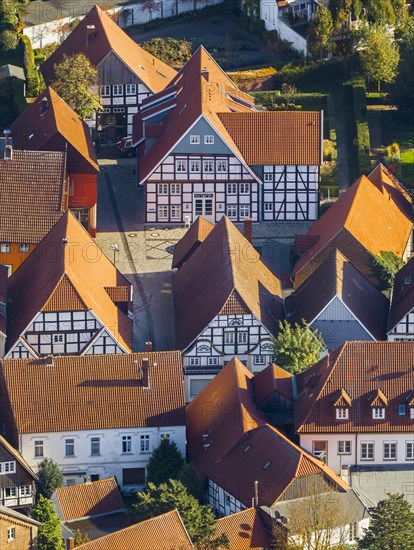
[[387, 256, 414, 341], [41, 5, 176, 143], [173, 216, 284, 400], [133, 46, 322, 224], [5, 211, 132, 358], [0, 435, 36, 512], [11, 87, 99, 236]]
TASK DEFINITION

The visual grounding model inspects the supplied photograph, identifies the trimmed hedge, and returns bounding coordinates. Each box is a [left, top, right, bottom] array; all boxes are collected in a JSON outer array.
[[349, 78, 371, 175], [21, 35, 39, 97]]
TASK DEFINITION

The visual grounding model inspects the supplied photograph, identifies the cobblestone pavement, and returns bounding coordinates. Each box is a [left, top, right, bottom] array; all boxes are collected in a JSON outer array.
[[96, 153, 312, 352]]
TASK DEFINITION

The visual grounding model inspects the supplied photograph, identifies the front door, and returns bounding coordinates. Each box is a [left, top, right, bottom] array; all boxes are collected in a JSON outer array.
[[194, 193, 214, 223]]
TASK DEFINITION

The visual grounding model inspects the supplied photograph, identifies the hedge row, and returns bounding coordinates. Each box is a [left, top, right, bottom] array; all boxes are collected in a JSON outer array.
[[350, 79, 371, 175], [21, 35, 40, 97]]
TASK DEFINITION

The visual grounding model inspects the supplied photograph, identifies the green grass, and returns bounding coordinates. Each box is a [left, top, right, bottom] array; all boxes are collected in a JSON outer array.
[[401, 150, 414, 188]]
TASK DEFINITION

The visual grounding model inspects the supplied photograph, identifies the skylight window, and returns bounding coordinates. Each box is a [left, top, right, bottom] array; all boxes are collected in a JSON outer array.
[[242, 444, 251, 454], [263, 460, 272, 470]]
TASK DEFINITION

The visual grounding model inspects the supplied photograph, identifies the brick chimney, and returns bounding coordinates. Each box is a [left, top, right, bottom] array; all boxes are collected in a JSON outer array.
[[86, 24, 96, 47], [41, 96, 49, 113], [243, 218, 253, 244], [145, 341, 153, 353], [3, 129, 12, 160], [141, 357, 150, 389], [67, 538, 75, 550]]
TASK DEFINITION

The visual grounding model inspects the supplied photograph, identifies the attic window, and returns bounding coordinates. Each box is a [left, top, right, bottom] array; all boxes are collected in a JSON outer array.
[[242, 444, 251, 454], [404, 276, 412, 285], [263, 460, 272, 470], [398, 404, 406, 416], [336, 408, 349, 420], [372, 407, 385, 420]]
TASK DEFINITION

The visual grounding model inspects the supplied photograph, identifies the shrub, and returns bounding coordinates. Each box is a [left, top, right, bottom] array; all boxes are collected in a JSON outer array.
[[141, 37, 192, 68], [21, 35, 40, 97], [0, 29, 18, 51]]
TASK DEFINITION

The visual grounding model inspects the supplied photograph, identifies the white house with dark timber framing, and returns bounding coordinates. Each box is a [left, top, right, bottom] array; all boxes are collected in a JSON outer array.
[[41, 5, 176, 143], [172, 216, 284, 401], [133, 46, 322, 225], [387, 256, 414, 341]]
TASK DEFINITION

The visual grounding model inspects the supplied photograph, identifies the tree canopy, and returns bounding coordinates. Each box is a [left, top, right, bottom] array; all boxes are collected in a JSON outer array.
[[358, 493, 414, 549], [31, 495, 65, 550], [52, 53, 101, 118], [308, 6, 334, 59], [36, 457, 64, 500], [146, 437, 185, 486], [359, 27, 400, 91], [273, 319, 326, 374], [369, 250, 404, 291], [132, 480, 228, 548]]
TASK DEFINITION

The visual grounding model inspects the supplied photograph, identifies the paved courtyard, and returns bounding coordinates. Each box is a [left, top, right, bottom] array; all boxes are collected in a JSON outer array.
[[96, 152, 312, 353]]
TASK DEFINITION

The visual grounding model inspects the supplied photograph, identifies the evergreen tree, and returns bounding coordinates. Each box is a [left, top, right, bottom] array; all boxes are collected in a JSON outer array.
[[36, 458, 64, 500], [308, 6, 334, 59], [52, 53, 101, 118], [369, 250, 404, 291], [367, 0, 395, 26], [132, 480, 228, 548], [31, 495, 65, 550], [273, 319, 326, 374], [146, 437, 184, 485], [178, 462, 205, 502], [358, 493, 414, 549], [359, 27, 400, 91]]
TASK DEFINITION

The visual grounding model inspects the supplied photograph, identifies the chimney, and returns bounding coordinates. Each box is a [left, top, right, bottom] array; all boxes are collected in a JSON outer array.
[[45, 354, 54, 367], [86, 24, 96, 46], [67, 538, 75, 550], [145, 341, 153, 352], [243, 218, 253, 244], [41, 96, 49, 113], [201, 66, 209, 82], [3, 129, 12, 160], [84, 476, 91, 485], [141, 357, 150, 388]]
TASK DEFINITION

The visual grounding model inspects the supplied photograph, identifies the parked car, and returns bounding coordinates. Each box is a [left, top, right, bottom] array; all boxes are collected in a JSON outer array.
[[116, 136, 137, 157]]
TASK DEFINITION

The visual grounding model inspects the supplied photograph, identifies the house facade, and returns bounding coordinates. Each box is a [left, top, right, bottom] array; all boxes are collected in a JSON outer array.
[[11, 87, 99, 236], [173, 216, 284, 400], [134, 46, 322, 225], [0, 352, 186, 492], [295, 342, 414, 476], [0, 436, 36, 512], [0, 505, 40, 550], [41, 6, 176, 143], [387, 256, 414, 341], [5, 211, 132, 358]]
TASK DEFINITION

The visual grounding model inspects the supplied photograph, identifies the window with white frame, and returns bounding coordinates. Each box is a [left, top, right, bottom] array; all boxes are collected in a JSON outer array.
[[264, 173, 273, 182], [253, 355, 266, 365], [113, 107, 125, 113], [348, 523, 358, 542], [112, 84, 123, 96], [122, 435, 132, 453], [216, 159, 228, 172], [237, 331, 248, 344], [102, 107, 111, 113], [336, 408, 349, 420], [264, 203, 273, 212], [227, 183, 237, 195], [226, 205, 237, 218], [65, 438, 75, 457], [208, 357, 219, 366], [19, 485, 31, 496], [100, 85, 110, 96], [189, 357, 200, 366], [361, 441, 374, 460], [204, 135, 214, 144], [372, 407, 385, 419], [0, 461, 16, 474], [125, 83, 136, 95], [203, 160, 214, 172], [158, 183, 168, 195], [0, 243, 10, 253], [224, 331, 235, 345], [7, 528, 15, 541], [171, 205, 181, 219], [406, 441, 414, 460], [161, 433, 170, 441], [19, 243, 29, 253], [189, 159, 200, 172], [176, 159, 187, 172], [240, 183, 250, 194], [91, 437, 100, 456], [140, 434, 150, 453], [383, 441, 397, 460], [410, 407, 414, 419], [158, 205, 168, 220], [337, 441, 351, 454], [239, 205, 250, 218], [171, 183, 181, 195], [190, 135, 200, 144], [34, 440, 44, 458]]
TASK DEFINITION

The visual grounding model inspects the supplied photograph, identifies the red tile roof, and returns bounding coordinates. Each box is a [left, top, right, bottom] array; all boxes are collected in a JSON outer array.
[[286, 249, 390, 340], [41, 6, 176, 92], [214, 508, 272, 550], [173, 216, 283, 350], [11, 87, 98, 173], [172, 216, 215, 269], [388, 256, 414, 332], [7, 211, 132, 353], [75, 510, 193, 550], [218, 111, 322, 165], [293, 166, 413, 287], [295, 341, 414, 433], [0, 149, 66, 244], [253, 363, 293, 405], [0, 351, 185, 434], [53, 478, 126, 521]]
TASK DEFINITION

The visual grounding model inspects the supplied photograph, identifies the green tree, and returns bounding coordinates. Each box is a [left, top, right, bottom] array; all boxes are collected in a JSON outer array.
[[178, 462, 205, 502], [359, 27, 399, 91], [358, 493, 414, 549], [367, 0, 395, 26], [369, 250, 404, 291], [31, 495, 65, 550], [146, 437, 184, 486], [132, 480, 228, 548], [36, 458, 64, 500], [328, 0, 352, 31], [308, 6, 334, 60], [0, 28, 18, 50], [273, 319, 326, 374], [52, 53, 101, 118]]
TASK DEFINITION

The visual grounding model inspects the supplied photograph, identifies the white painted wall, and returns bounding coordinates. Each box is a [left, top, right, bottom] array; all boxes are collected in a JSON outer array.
[[261, 0, 308, 56]]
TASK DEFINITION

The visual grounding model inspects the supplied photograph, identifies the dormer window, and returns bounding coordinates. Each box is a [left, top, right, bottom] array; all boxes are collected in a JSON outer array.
[[336, 408, 349, 420], [372, 407, 385, 419]]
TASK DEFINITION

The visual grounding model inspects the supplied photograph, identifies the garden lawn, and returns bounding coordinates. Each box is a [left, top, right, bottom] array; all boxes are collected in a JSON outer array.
[[401, 150, 414, 188]]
